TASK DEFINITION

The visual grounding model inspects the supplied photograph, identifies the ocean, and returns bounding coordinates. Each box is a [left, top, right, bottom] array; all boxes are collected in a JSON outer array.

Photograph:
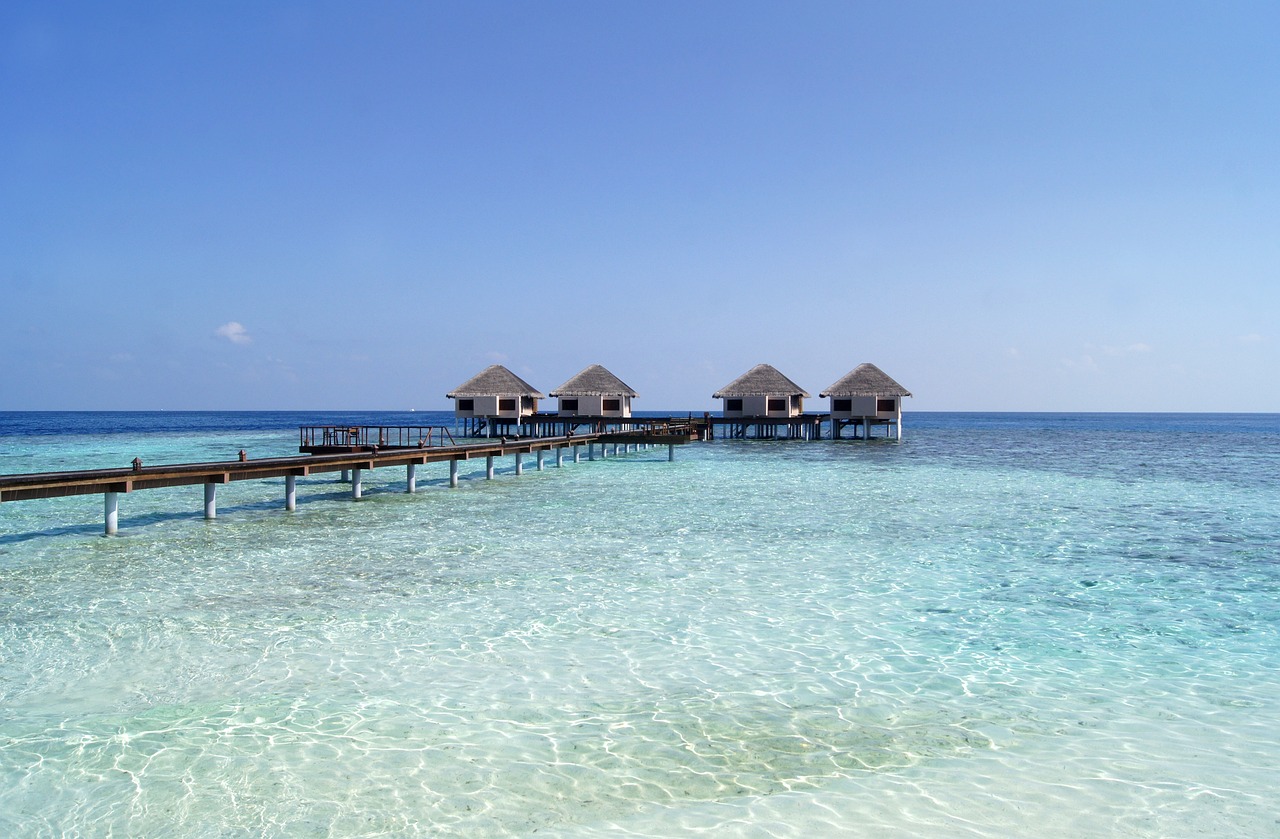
[[1, 411, 1277, 837]]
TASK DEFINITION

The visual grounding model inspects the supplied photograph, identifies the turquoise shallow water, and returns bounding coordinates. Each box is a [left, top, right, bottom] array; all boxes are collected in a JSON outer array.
[[1, 412, 1278, 837]]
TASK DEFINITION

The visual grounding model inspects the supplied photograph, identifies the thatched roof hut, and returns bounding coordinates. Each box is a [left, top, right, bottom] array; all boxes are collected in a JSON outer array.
[[550, 364, 637, 398], [820, 363, 911, 400], [821, 363, 911, 438], [447, 365, 544, 399], [447, 365, 543, 421], [549, 364, 637, 417], [713, 364, 809, 399], [713, 364, 809, 417]]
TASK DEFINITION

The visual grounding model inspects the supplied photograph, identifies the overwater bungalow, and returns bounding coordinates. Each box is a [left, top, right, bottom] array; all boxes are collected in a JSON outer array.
[[713, 364, 809, 418], [447, 364, 544, 436], [549, 364, 636, 418], [820, 363, 911, 440]]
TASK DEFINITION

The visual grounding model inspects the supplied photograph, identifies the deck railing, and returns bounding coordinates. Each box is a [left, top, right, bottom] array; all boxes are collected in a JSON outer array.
[[299, 426, 456, 449]]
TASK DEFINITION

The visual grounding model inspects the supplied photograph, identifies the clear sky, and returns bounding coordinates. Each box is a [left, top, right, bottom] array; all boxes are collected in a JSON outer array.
[[3, 1, 1277, 412]]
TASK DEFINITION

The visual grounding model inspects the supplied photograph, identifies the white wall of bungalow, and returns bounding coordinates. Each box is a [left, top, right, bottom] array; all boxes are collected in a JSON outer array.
[[557, 394, 632, 418]]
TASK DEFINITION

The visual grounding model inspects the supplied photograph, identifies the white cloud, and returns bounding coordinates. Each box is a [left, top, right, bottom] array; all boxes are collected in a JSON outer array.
[[1062, 354, 1098, 372], [1096, 342, 1152, 357], [214, 322, 252, 345], [485, 351, 509, 363], [1238, 333, 1266, 344]]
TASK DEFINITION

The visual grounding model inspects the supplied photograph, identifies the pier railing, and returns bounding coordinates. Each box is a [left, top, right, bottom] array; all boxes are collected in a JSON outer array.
[[299, 425, 455, 451]]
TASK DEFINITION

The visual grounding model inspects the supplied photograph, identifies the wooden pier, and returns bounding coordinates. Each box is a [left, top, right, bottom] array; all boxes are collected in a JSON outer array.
[[710, 415, 826, 440], [455, 413, 902, 441], [1, 422, 700, 536], [1, 407, 908, 539], [453, 414, 714, 440]]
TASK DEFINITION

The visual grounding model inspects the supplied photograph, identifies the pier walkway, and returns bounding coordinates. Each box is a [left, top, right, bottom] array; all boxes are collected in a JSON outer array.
[[468, 413, 898, 441], [1, 422, 700, 535]]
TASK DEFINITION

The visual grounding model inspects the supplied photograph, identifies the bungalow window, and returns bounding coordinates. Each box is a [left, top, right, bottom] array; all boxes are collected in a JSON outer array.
[[877, 398, 897, 412], [768, 398, 787, 412], [561, 399, 579, 411], [603, 398, 621, 412], [457, 399, 474, 411], [499, 398, 516, 411], [725, 399, 743, 411], [833, 399, 852, 412]]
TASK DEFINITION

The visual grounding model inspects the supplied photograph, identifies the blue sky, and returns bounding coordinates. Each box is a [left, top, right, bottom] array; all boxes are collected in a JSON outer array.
[[3, 1, 1277, 411]]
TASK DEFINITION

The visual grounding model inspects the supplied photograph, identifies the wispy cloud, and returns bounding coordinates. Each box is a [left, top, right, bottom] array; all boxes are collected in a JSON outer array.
[[1238, 333, 1266, 345], [485, 351, 509, 363], [214, 322, 252, 345], [1061, 354, 1099, 372], [1097, 342, 1152, 356], [1063, 341, 1152, 372]]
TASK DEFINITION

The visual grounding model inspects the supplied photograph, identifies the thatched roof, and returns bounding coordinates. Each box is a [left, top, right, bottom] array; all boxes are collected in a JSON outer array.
[[820, 363, 911, 398], [550, 364, 638, 397], [713, 364, 810, 398], [447, 365, 544, 398]]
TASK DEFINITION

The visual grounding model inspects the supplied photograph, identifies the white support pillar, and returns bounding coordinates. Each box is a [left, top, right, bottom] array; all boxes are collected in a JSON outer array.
[[537, 450, 545, 471], [556, 447, 564, 467], [449, 459, 459, 488], [515, 452, 524, 475], [204, 483, 218, 520], [589, 443, 596, 461], [104, 492, 119, 536], [486, 455, 495, 480], [351, 468, 363, 500], [340, 469, 350, 483], [573, 445, 581, 463], [406, 463, 417, 493], [285, 475, 297, 511], [668, 443, 675, 462]]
